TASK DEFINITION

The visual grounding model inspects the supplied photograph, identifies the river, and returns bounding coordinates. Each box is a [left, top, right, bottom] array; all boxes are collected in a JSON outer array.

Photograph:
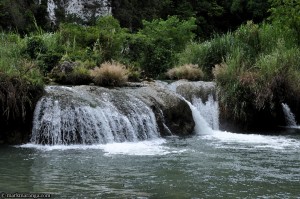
[[0, 129, 299, 198]]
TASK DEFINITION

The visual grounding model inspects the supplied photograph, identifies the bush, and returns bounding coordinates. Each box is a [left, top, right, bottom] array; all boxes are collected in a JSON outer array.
[[258, 23, 298, 54], [0, 73, 44, 122], [213, 50, 253, 122], [166, 64, 204, 80], [24, 36, 48, 59], [50, 61, 92, 85], [124, 16, 196, 78], [127, 65, 141, 82], [253, 45, 300, 109], [234, 21, 260, 57], [178, 33, 234, 79], [60, 16, 128, 62], [214, 27, 300, 129], [90, 61, 129, 87]]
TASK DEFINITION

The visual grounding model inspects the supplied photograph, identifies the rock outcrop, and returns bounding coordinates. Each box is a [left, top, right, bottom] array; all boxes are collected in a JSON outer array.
[[46, 0, 111, 23]]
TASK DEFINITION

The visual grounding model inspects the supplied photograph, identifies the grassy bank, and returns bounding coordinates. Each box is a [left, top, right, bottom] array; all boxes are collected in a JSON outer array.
[[178, 21, 300, 129]]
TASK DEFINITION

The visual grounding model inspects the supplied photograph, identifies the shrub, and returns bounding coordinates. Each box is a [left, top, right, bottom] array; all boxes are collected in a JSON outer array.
[[50, 61, 92, 85], [166, 64, 204, 81], [253, 45, 300, 109], [0, 73, 44, 122], [90, 61, 129, 87], [214, 28, 300, 129], [60, 16, 128, 62], [258, 23, 298, 54], [178, 33, 234, 79], [64, 66, 92, 85], [234, 21, 260, 56], [124, 16, 196, 78], [127, 65, 141, 82], [24, 36, 48, 59]]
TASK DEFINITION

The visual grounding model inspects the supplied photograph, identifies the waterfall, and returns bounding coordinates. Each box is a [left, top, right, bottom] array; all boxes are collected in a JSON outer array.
[[31, 86, 159, 145], [184, 99, 214, 135], [192, 95, 219, 130], [30, 81, 220, 145], [168, 80, 218, 134], [281, 103, 297, 127]]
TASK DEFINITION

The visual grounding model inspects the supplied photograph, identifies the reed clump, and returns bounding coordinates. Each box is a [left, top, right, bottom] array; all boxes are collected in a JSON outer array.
[[90, 61, 129, 87], [211, 23, 300, 128], [166, 64, 204, 80]]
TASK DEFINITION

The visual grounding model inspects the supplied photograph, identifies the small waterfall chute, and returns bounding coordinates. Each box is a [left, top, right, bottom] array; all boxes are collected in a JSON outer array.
[[192, 95, 219, 130], [183, 99, 214, 135], [168, 81, 219, 134], [281, 103, 298, 127]]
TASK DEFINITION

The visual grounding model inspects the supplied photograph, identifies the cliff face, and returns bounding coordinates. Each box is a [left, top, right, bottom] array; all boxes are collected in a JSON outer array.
[[46, 0, 111, 23]]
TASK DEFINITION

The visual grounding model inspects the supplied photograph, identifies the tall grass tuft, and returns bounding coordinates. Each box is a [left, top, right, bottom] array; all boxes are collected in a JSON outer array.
[[90, 61, 129, 87], [166, 64, 204, 81], [178, 33, 234, 78]]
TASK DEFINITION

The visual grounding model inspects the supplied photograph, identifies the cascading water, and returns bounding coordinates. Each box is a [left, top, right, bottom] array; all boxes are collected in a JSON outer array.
[[183, 99, 214, 135], [31, 86, 159, 145], [168, 80, 218, 134], [281, 103, 298, 127], [192, 95, 219, 130], [30, 81, 220, 146]]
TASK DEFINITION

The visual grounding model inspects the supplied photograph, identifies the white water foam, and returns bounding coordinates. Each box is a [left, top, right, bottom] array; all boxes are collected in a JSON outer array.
[[202, 131, 300, 150], [20, 139, 186, 156], [185, 96, 299, 150]]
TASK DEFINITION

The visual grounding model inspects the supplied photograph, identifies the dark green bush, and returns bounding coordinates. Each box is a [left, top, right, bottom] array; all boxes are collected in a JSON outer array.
[[178, 33, 234, 79], [24, 36, 48, 59], [37, 52, 62, 74], [124, 16, 196, 78], [50, 61, 92, 85]]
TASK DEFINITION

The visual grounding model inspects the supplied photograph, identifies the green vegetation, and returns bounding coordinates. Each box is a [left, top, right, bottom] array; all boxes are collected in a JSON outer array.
[[0, 33, 44, 135], [90, 61, 129, 87], [166, 64, 204, 81], [0, 0, 300, 134], [125, 16, 196, 78], [211, 23, 300, 129]]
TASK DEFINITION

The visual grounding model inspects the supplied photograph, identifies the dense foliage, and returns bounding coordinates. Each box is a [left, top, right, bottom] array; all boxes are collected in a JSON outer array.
[[0, 0, 270, 38]]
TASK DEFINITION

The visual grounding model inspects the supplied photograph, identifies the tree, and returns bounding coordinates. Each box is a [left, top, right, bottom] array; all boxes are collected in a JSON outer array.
[[110, 0, 171, 32], [268, 0, 300, 42], [126, 16, 196, 77], [0, 0, 49, 33]]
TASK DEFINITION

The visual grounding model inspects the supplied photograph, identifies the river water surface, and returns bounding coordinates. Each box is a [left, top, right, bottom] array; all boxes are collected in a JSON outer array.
[[1, 129, 300, 198]]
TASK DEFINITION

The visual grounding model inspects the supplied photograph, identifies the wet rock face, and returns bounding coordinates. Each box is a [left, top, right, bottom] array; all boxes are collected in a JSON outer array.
[[168, 80, 216, 102], [127, 83, 195, 136], [46, 0, 111, 23]]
